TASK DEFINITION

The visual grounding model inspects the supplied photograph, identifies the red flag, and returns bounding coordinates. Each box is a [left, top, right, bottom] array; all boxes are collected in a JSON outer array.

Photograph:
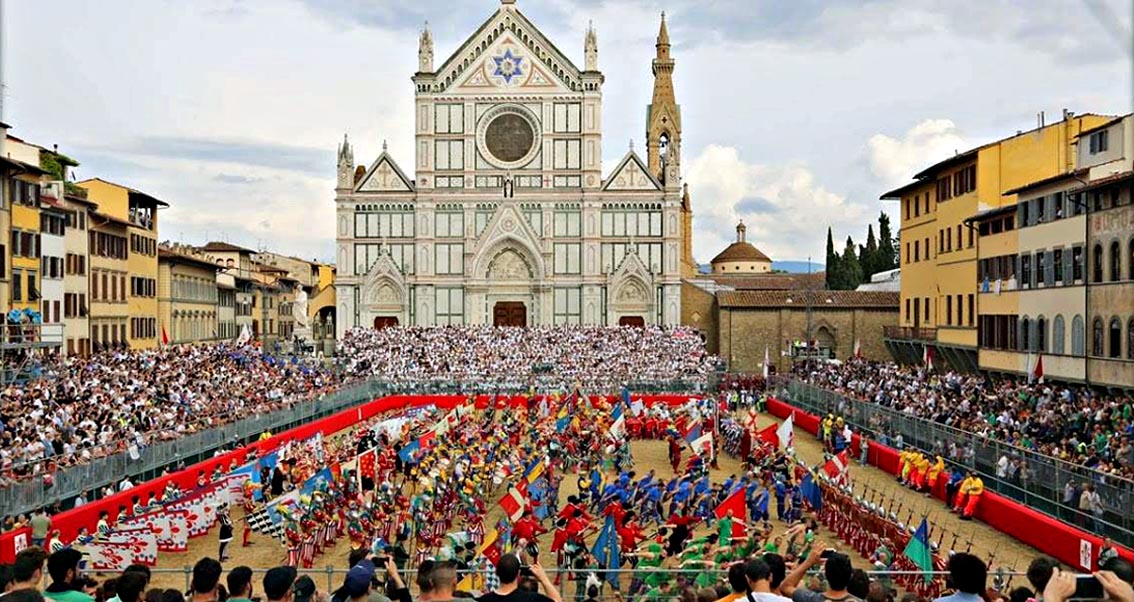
[[714, 488, 747, 538], [497, 485, 528, 522], [161, 325, 170, 346], [756, 424, 778, 447], [1032, 353, 1044, 384], [418, 430, 436, 449], [358, 449, 377, 480], [823, 450, 849, 480]]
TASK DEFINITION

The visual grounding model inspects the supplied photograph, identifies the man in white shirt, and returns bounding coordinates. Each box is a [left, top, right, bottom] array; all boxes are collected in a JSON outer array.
[[746, 558, 792, 602]]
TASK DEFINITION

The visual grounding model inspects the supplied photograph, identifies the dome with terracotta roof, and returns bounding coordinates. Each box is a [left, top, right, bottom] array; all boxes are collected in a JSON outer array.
[[711, 221, 773, 274]]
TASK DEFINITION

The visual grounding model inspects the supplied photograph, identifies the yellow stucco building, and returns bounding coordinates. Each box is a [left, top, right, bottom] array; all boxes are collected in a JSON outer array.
[[881, 113, 1113, 371], [77, 178, 166, 349]]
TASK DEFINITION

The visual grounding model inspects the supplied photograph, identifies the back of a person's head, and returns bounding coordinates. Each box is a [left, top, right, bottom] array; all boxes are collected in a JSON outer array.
[[847, 570, 870, 600], [495, 554, 521, 586], [5, 588, 46, 602], [191, 558, 223, 595], [430, 562, 457, 593], [746, 558, 772, 586], [161, 588, 187, 602], [46, 549, 83, 584], [825, 553, 853, 592], [145, 587, 165, 602], [728, 562, 748, 593], [762, 554, 787, 590], [118, 571, 150, 602], [696, 588, 717, 602], [0, 564, 15, 592], [13, 548, 48, 584], [416, 560, 436, 593], [1026, 557, 1058, 593], [227, 567, 254, 598], [947, 553, 987, 595], [1100, 556, 1134, 585], [1008, 586, 1034, 602], [347, 549, 368, 569], [262, 566, 297, 602], [125, 565, 153, 582]]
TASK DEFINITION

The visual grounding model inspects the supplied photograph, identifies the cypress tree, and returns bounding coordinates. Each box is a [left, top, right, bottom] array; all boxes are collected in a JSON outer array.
[[825, 227, 839, 289], [878, 212, 897, 272], [861, 225, 879, 281], [842, 235, 863, 289]]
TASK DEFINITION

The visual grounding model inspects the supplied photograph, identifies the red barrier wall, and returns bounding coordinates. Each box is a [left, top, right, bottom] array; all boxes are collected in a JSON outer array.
[[0, 392, 691, 562], [764, 396, 1133, 570]]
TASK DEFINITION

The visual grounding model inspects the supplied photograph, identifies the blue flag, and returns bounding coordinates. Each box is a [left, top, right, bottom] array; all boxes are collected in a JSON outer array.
[[621, 387, 631, 408], [301, 468, 333, 496], [800, 472, 822, 511], [399, 440, 421, 464], [685, 422, 702, 445], [591, 515, 621, 588], [226, 462, 263, 501]]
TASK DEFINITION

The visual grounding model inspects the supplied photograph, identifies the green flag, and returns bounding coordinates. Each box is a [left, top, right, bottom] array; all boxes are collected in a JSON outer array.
[[903, 518, 934, 584]]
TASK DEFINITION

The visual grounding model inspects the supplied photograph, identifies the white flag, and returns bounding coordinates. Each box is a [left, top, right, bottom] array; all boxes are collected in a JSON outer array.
[[762, 346, 770, 379], [776, 414, 794, 450]]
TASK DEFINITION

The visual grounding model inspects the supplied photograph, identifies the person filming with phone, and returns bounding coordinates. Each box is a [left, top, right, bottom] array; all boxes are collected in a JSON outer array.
[[780, 540, 861, 602], [476, 554, 562, 602]]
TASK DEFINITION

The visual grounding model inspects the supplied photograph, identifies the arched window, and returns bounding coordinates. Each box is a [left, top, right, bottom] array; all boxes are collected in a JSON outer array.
[[1020, 317, 1031, 352], [1110, 318, 1122, 358], [1129, 239, 1134, 281], [1093, 317, 1105, 356], [1052, 315, 1065, 355], [1128, 318, 1134, 360], [1093, 244, 1104, 282], [1036, 316, 1047, 353], [1072, 315, 1085, 356], [1110, 241, 1121, 282]]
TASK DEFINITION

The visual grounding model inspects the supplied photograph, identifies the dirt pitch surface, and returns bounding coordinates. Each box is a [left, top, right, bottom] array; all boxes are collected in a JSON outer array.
[[141, 410, 1041, 592]]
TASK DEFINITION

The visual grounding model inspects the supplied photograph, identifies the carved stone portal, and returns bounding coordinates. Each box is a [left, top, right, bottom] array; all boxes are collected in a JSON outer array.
[[487, 248, 532, 281]]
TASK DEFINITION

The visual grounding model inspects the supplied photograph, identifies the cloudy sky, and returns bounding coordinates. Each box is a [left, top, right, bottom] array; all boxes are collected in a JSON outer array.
[[3, 0, 1131, 264]]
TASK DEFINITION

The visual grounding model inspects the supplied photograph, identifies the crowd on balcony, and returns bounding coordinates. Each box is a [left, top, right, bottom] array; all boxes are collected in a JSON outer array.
[[337, 325, 721, 390], [797, 360, 1134, 481], [0, 343, 336, 487]]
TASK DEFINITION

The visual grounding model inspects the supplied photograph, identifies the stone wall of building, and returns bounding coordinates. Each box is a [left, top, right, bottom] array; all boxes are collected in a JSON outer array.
[[680, 281, 719, 354]]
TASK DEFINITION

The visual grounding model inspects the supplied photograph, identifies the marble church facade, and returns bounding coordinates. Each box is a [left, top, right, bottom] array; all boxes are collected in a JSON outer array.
[[334, 0, 696, 336]]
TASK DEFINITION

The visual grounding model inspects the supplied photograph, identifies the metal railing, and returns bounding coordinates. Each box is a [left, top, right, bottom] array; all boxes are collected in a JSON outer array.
[[769, 377, 1134, 546], [0, 377, 715, 518], [882, 326, 936, 341], [110, 566, 1018, 597]]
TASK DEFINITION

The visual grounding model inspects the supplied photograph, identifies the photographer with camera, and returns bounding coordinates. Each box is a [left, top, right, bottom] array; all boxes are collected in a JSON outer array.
[[477, 554, 561, 602], [335, 557, 409, 602], [780, 541, 860, 602]]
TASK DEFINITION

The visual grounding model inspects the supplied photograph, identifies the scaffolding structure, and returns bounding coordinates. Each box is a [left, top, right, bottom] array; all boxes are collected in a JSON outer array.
[[1, 322, 64, 385]]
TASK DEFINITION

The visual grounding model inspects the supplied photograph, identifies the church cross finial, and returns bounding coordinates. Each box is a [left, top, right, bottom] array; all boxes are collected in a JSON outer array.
[[382, 139, 388, 152], [629, 139, 634, 151]]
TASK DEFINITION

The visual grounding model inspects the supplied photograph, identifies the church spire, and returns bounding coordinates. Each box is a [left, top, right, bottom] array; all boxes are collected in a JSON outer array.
[[418, 21, 434, 73], [584, 20, 598, 72], [646, 11, 680, 186], [336, 133, 354, 190]]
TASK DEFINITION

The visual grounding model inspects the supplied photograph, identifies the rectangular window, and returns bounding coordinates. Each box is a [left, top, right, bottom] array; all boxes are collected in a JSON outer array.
[[554, 103, 581, 133], [434, 140, 464, 170], [553, 288, 582, 325], [1054, 248, 1064, 283], [1089, 130, 1109, 154], [435, 211, 465, 238], [12, 269, 22, 301], [553, 243, 581, 274], [946, 295, 952, 325], [434, 288, 464, 325], [434, 104, 464, 134], [552, 139, 581, 170], [914, 240, 920, 262], [553, 211, 581, 237], [475, 210, 493, 237], [967, 294, 974, 327], [956, 293, 963, 325], [434, 243, 464, 275], [523, 208, 542, 234]]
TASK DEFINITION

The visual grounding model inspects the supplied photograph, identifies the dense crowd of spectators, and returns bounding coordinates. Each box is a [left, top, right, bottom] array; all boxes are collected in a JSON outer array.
[[337, 325, 721, 390], [797, 360, 1134, 480], [0, 344, 335, 486]]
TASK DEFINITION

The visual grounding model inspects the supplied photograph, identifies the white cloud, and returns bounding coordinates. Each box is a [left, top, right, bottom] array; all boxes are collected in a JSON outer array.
[[867, 119, 968, 187], [685, 145, 871, 263]]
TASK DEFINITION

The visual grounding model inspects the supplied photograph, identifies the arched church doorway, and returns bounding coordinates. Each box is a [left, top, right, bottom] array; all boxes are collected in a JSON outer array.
[[373, 316, 399, 329], [618, 316, 646, 328], [493, 302, 527, 327]]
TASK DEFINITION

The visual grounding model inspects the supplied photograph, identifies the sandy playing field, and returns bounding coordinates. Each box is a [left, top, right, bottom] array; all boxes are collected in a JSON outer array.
[[140, 410, 1038, 593]]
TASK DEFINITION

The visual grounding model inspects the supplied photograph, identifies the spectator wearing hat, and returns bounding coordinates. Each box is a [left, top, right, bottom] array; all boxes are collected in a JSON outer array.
[[476, 554, 561, 602], [291, 577, 319, 602], [341, 557, 408, 602], [43, 549, 93, 602], [217, 506, 234, 562], [226, 567, 254, 602], [781, 541, 861, 602]]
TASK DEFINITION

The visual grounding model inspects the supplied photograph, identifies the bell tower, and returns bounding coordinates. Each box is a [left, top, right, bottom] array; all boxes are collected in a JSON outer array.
[[646, 11, 681, 188]]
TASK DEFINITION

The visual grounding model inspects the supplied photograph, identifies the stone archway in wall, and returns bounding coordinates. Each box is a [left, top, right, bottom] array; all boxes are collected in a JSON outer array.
[[611, 277, 653, 324], [473, 235, 544, 282], [486, 247, 534, 281]]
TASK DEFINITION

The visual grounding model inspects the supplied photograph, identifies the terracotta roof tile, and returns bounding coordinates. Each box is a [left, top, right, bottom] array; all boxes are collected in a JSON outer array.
[[710, 241, 771, 264], [718, 290, 900, 308], [706, 272, 825, 290]]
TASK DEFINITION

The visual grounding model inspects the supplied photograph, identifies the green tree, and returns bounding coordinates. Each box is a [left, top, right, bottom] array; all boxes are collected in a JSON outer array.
[[841, 235, 863, 289], [877, 212, 897, 272], [825, 227, 840, 289], [860, 224, 879, 281]]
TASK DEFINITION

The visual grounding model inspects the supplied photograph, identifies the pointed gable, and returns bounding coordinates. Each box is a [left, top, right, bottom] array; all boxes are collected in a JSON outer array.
[[470, 202, 547, 280], [355, 151, 414, 193], [603, 151, 662, 191], [435, 5, 582, 94]]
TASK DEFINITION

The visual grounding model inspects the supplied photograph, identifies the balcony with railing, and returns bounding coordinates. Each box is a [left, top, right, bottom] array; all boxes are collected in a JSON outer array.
[[883, 325, 936, 341]]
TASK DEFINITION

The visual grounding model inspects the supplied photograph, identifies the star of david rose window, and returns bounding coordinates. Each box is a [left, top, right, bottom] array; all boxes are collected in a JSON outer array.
[[477, 104, 541, 169]]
